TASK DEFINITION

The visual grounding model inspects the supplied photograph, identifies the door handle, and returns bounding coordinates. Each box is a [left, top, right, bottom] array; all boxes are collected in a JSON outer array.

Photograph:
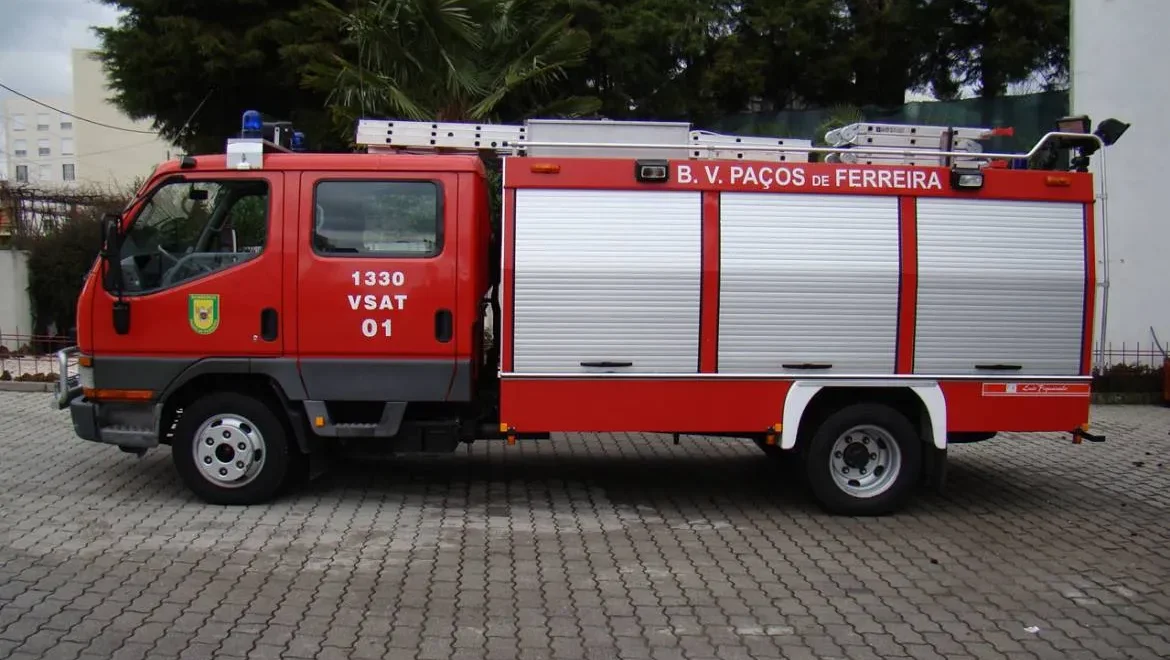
[[260, 308, 278, 342], [975, 363, 1022, 371], [782, 362, 833, 370], [434, 309, 453, 343], [580, 361, 633, 368]]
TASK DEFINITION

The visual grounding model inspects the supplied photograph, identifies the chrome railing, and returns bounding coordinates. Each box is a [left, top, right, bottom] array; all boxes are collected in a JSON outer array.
[[53, 346, 80, 409]]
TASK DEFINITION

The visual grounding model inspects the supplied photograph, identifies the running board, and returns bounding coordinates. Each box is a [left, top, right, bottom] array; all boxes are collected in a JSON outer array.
[[302, 401, 405, 438]]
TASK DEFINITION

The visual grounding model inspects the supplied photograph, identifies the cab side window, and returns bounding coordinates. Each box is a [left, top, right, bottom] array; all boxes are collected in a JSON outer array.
[[312, 180, 441, 257], [114, 179, 269, 294]]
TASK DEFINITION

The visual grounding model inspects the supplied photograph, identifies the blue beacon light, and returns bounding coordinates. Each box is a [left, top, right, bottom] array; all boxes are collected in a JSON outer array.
[[241, 110, 263, 138], [291, 131, 306, 152]]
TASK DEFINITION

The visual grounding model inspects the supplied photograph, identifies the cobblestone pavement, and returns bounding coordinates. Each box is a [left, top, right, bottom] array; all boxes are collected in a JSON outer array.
[[1, 391, 1168, 660]]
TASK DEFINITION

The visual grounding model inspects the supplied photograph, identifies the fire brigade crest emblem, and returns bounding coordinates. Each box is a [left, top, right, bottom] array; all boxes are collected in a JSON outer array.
[[188, 294, 220, 335]]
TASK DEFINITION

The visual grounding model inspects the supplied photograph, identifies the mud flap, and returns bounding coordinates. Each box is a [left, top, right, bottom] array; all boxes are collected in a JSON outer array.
[[921, 444, 947, 494]]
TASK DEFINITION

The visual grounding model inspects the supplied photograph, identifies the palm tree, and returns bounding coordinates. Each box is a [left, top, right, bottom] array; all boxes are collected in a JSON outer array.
[[307, 0, 601, 134]]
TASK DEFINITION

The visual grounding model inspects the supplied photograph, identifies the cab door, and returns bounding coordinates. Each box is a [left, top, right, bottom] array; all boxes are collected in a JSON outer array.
[[91, 171, 284, 390], [295, 171, 460, 401]]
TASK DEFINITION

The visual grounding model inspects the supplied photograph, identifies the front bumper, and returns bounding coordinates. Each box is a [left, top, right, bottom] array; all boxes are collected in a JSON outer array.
[[55, 349, 159, 450], [69, 397, 101, 442]]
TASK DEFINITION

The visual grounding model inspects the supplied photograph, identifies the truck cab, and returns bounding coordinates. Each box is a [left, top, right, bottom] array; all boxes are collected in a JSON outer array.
[[62, 131, 496, 504]]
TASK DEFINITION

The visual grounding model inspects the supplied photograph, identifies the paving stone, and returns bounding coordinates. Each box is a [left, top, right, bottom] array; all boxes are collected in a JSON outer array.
[[0, 393, 1167, 659]]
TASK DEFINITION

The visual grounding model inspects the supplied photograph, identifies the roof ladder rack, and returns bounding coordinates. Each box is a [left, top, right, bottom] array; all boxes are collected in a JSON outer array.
[[355, 118, 814, 162], [353, 117, 1104, 171], [824, 122, 1015, 167]]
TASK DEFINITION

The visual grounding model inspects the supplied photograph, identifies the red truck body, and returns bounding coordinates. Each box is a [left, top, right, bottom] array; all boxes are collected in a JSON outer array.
[[56, 114, 1122, 515], [498, 158, 1096, 437]]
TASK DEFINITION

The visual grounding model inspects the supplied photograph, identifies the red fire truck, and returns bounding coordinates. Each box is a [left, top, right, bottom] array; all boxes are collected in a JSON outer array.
[[54, 111, 1128, 515]]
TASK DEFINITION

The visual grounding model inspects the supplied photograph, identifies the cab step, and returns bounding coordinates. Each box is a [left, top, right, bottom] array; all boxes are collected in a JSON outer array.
[[103, 425, 155, 448], [302, 401, 404, 438]]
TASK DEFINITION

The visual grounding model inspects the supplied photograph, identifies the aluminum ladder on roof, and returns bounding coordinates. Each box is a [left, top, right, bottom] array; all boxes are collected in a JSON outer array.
[[353, 117, 1025, 167], [354, 118, 814, 162], [823, 122, 1015, 167]]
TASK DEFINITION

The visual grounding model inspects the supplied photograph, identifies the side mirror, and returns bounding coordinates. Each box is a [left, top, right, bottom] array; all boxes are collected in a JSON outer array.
[[100, 214, 124, 292], [100, 214, 119, 255], [100, 214, 132, 334]]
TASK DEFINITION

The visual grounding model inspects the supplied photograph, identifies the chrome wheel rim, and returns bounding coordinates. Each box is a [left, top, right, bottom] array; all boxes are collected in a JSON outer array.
[[829, 424, 901, 498], [192, 414, 266, 488]]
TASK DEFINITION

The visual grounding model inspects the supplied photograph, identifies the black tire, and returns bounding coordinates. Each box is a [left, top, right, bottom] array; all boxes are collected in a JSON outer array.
[[803, 403, 922, 516], [172, 391, 294, 505]]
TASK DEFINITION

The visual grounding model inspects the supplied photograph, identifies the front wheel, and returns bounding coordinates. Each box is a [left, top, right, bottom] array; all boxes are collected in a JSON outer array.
[[172, 392, 294, 505], [803, 403, 922, 516]]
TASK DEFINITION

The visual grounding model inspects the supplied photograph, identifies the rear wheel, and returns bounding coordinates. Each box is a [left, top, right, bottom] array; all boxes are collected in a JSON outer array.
[[172, 391, 294, 505], [803, 403, 921, 516]]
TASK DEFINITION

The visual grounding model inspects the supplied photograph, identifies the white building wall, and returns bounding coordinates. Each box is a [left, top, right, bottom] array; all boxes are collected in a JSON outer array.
[[71, 49, 173, 193], [0, 114, 7, 181], [1072, 0, 1170, 358], [2, 96, 77, 187], [0, 250, 33, 350]]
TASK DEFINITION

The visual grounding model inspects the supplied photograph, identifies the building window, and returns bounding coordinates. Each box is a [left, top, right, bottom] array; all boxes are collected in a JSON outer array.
[[12, 114, 25, 131], [37, 139, 50, 157], [312, 180, 442, 257], [62, 164, 76, 181], [60, 114, 72, 130], [38, 164, 51, 181], [36, 113, 49, 131], [15, 165, 28, 182], [13, 139, 27, 157], [60, 138, 74, 155]]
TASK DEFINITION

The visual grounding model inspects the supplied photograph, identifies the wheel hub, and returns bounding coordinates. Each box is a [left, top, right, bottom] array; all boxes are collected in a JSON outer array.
[[829, 425, 901, 499], [193, 415, 266, 488], [842, 442, 870, 469]]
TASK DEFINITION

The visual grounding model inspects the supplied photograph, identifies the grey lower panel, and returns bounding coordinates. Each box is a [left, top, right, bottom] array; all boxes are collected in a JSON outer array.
[[449, 360, 472, 401], [298, 359, 470, 402], [95, 356, 309, 402], [90, 356, 467, 403], [93, 357, 198, 392], [247, 358, 308, 400]]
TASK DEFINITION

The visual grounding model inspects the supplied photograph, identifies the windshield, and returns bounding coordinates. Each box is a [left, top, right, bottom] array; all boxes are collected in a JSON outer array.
[[114, 178, 269, 294]]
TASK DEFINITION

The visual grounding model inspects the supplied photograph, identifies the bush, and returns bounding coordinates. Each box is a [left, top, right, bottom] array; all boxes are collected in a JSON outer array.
[[1092, 362, 1164, 394], [9, 188, 130, 348], [21, 213, 104, 344]]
